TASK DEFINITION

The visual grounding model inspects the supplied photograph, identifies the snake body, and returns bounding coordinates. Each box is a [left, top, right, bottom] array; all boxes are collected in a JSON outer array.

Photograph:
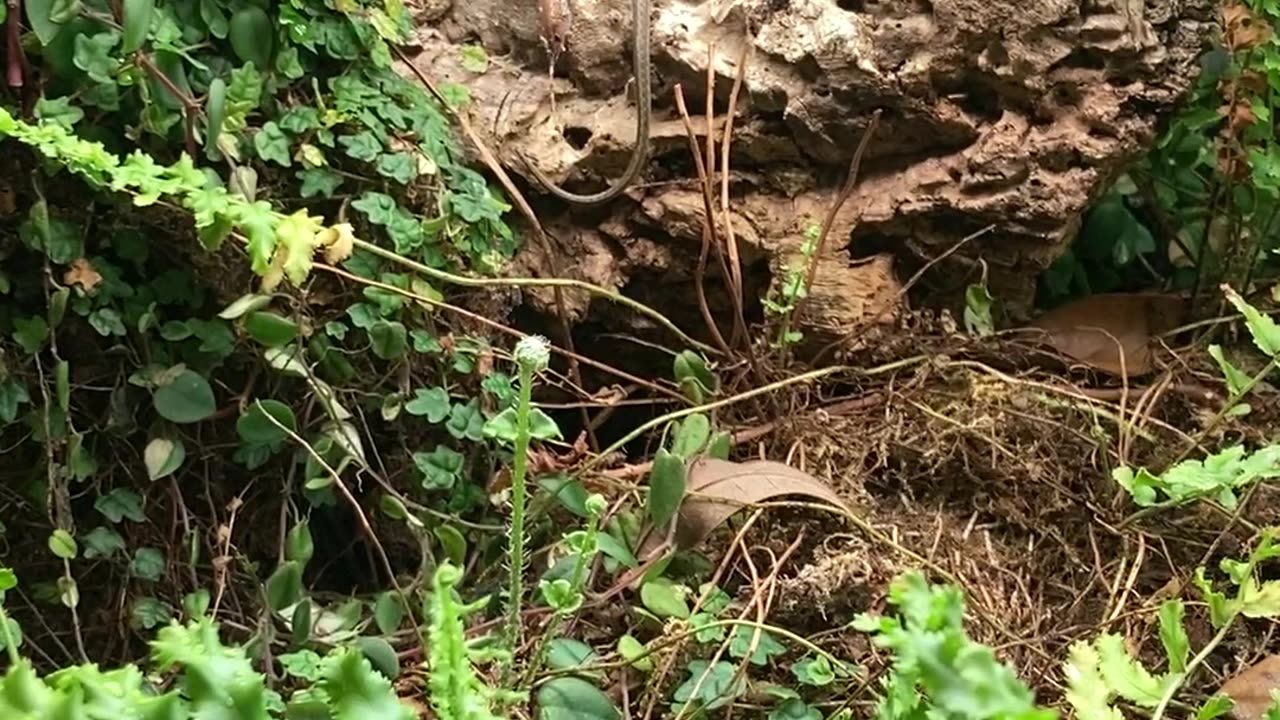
[[529, 0, 651, 205]]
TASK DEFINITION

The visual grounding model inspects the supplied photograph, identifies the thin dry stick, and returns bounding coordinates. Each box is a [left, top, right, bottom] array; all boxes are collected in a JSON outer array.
[[718, 37, 753, 348], [672, 84, 732, 356], [257, 405, 427, 650], [794, 110, 882, 323]]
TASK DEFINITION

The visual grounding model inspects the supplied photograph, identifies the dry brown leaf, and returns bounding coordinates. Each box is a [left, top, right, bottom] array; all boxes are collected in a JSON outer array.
[[1021, 293, 1186, 377], [1221, 654, 1280, 720], [63, 258, 103, 293], [668, 458, 850, 551]]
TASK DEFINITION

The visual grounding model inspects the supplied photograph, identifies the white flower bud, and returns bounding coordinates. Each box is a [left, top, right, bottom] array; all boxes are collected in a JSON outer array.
[[514, 335, 551, 373]]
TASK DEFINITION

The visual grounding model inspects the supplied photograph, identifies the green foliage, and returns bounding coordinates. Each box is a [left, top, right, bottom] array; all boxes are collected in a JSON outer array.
[[1065, 530, 1280, 720], [853, 571, 1056, 720], [764, 221, 820, 349]]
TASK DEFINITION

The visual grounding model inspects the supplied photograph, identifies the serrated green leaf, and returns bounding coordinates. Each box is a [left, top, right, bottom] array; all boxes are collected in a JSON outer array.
[[1158, 599, 1189, 673], [1094, 633, 1166, 707]]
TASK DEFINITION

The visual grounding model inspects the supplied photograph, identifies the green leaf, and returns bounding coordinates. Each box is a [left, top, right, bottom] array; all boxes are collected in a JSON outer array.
[[1094, 633, 1166, 707], [95, 488, 146, 523], [340, 131, 383, 162], [356, 635, 401, 680], [647, 449, 686, 528], [547, 638, 600, 672], [144, 436, 186, 480], [1158, 599, 1189, 674], [13, 315, 49, 354], [237, 399, 297, 444], [1064, 641, 1125, 720], [433, 524, 467, 567], [379, 493, 409, 520], [671, 414, 711, 458], [254, 122, 292, 166], [73, 31, 122, 84], [374, 591, 403, 635], [280, 649, 324, 681], [121, 0, 154, 53], [673, 660, 745, 711], [376, 153, 417, 184], [244, 310, 299, 347], [0, 568, 16, 592], [131, 596, 172, 630], [617, 635, 653, 672], [286, 520, 314, 565], [1208, 345, 1252, 396], [82, 526, 125, 559], [536, 677, 621, 720], [445, 398, 486, 441], [729, 625, 786, 665], [152, 369, 217, 424], [413, 446, 464, 490], [299, 168, 345, 198], [130, 547, 165, 581], [27, 0, 69, 45], [639, 579, 689, 619], [228, 5, 273, 70], [405, 387, 451, 422], [482, 406, 563, 443], [266, 560, 303, 611], [205, 77, 227, 151], [0, 382, 30, 423], [88, 307, 127, 336], [1238, 576, 1280, 618], [369, 320, 407, 360], [48, 529, 78, 560], [791, 656, 837, 686], [1225, 287, 1280, 358]]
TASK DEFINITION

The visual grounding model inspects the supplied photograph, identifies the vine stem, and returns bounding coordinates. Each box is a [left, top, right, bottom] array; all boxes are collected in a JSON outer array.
[[1150, 619, 1233, 720], [503, 361, 536, 681]]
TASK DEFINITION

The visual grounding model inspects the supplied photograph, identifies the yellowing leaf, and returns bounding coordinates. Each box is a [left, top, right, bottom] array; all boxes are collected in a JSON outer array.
[[63, 258, 102, 292], [319, 222, 355, 265], [1064, 641, 1126, 720]]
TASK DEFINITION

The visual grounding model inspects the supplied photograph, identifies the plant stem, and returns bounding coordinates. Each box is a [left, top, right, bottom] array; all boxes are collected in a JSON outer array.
[[503, 363, 535, 677], [0, 605, 20, 666], [1150, 618, 1234, 720]]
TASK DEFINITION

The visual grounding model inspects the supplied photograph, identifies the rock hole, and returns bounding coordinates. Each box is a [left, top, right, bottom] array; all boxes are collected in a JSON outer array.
[[563, 126, 593, 150], [836, 0, 867, 11], [952, 83, 1003, 122]]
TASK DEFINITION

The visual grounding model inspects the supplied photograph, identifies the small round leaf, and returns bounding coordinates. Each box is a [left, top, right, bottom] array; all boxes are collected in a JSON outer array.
[[153, 370, 216, 424]]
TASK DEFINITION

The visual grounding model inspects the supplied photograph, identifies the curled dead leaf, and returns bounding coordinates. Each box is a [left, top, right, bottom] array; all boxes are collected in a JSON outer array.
[[1019, 292, 1187, 378], [63, 258, 103, 293], [641, 458, 851, 554], [1220, 654, 1280, 720]]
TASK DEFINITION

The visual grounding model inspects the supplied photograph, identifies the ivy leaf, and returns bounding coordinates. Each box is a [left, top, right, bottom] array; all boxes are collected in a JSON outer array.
[[0, 381, 31, 423], [369, 320, 407, 360], [95, 488, 146, 523], [82, 526, 125, 560], [405, 387, 451, 422], [130, 547, 165, 581], [446, 398, 486, 441], [299, 168, 344, 198], [791, 656, 837, 687], [254, 121, 292, 166], [152, 369, 217, 423], [340, 131, 383, 162], [729, 626, 787, 666], [280, 649, 324, 681], [34, 96, 85, 129], [12, 316, 49, 354], [131, 596, 172, 630], [482, 407, 563, 443], [237, 400, 298, 445], [413, 446, 464, 490], [73, 31, 123, 84], [88, 308, 127, 337], [376, 153, 417, 184], [673, 661, 745, 711]]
